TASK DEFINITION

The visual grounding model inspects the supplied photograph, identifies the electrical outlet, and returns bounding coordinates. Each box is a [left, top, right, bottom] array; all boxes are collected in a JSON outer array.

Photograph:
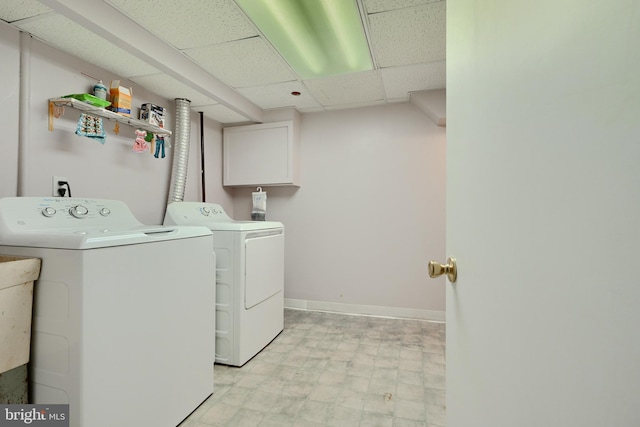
[[52, 176, 68, 197]]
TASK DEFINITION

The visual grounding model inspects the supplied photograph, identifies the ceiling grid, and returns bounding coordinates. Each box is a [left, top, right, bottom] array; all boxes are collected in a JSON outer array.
[[1, 0, 446, 124]]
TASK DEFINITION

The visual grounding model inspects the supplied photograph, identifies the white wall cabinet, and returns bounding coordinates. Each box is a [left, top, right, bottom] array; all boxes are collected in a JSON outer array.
[[223, 120, 300, 187]]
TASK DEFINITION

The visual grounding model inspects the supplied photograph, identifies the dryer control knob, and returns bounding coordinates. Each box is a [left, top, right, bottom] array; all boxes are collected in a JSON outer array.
[[41, 207, 57, 217], [200, 207, 211, 216], [70, 205, 89, 218], [99, 208, 111, 216]]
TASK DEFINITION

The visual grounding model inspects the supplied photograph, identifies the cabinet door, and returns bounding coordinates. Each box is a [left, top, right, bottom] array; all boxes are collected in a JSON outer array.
[[223, 121, 298, 186]]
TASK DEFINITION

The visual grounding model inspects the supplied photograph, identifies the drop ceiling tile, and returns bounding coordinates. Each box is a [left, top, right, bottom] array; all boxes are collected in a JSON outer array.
[[184, 37, 296, 88], [238, 81, 322, 111], [303, 71, 385, 106], [368, 2, 445, 67], [16, 15, 158, 77], [363, 0, 442, 14], [196, 104, 251, 124], [106, 0, 257, 50], [130, 73, 219, 106], [0, 0, 50, 22], [381, 61, 446, 100]]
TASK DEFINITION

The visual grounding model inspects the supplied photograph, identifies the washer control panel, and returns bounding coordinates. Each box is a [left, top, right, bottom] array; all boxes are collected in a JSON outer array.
[[165, 202, 232, 225], [199, 206, 224, 217], [0, 197, 142, 232], [35, 199, 116, 221]]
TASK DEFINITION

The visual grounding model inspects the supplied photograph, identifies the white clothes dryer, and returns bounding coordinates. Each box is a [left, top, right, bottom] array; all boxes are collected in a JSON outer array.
[[0, 197, 215, 427], [164, 202, 284, 367]]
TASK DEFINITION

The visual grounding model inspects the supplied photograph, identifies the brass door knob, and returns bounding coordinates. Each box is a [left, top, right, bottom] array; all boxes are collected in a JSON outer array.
[[428, 257, 457, 283]]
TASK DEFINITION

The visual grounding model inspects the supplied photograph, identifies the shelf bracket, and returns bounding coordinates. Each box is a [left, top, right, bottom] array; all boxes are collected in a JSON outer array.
[[48, 101, 66, 132]]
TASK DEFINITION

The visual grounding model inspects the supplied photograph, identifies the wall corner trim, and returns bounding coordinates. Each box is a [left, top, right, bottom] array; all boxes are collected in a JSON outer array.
[[410, 89, 446, 127]]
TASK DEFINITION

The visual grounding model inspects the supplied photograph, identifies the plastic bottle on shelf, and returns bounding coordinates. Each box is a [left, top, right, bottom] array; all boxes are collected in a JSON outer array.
[[93, 81, 107, 100]]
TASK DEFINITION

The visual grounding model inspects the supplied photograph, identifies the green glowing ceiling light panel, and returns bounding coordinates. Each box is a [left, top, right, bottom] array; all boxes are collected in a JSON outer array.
[[235, 0, 373, 79]]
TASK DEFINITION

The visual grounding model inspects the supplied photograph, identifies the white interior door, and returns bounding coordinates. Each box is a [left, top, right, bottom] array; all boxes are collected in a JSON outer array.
[[446, 1, 640, 426]]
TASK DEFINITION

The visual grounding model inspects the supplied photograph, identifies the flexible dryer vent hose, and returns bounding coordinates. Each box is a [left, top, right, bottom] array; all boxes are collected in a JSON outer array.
[[167, 98, 191, 203]]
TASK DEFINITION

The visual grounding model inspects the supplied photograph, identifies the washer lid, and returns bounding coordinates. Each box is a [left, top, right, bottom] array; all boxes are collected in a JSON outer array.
[[164, 201, 284, 231], [0, 225, 212, 249]]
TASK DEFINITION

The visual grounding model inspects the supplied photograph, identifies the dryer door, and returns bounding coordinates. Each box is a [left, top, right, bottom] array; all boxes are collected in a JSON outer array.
[[244, 230, 284, 309]]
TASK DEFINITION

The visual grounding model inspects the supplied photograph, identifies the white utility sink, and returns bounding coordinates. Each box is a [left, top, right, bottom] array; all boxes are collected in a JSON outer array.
[[0, 256, 41, 374]]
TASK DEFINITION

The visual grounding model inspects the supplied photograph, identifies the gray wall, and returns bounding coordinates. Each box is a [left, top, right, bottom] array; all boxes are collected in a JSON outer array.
[[1, 21, 446, 318], [0, 22, 20, 197], [233, 103, 447, 316]]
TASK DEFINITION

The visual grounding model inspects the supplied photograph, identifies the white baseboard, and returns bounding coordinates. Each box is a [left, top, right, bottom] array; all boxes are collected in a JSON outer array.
[[284, 298, 445, 323]]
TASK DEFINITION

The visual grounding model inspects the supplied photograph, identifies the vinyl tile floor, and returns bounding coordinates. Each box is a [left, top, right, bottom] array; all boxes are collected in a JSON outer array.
[[180, 308, 446, 427]]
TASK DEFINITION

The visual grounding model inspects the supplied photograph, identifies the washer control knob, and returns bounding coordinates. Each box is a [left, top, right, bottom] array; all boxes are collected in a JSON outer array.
[[200, 207, 211, 216], [69, 205, 89, 218], [41, 207, 57, 217], [99, 207, 111, 216]]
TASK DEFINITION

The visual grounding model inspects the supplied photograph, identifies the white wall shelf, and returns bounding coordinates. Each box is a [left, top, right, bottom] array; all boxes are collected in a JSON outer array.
[[48, 97, 171, 136]]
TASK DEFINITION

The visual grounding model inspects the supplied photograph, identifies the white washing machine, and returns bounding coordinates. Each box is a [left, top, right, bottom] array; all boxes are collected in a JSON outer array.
[[164, 201, 284, 367], [0, 197, 215, 427]]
